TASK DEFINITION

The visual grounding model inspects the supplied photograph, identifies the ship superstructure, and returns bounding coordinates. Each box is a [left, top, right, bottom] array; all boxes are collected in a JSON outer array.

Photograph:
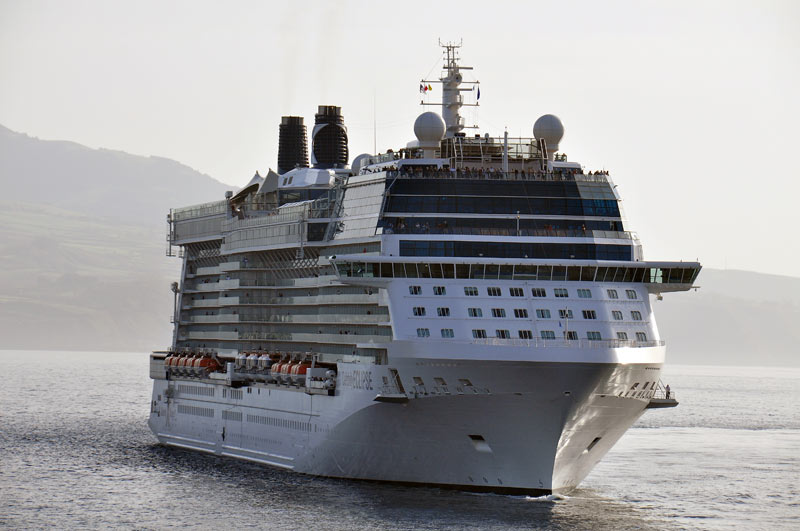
[[148, 42, 700, 494]]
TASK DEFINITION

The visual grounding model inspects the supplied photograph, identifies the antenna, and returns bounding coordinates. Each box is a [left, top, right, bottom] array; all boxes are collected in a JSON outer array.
[[421, 39, 480, 137], [373, 91, 377, 154]]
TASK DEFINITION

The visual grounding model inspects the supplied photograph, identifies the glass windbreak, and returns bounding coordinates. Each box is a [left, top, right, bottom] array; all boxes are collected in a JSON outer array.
[[333, 260, 700, 287]]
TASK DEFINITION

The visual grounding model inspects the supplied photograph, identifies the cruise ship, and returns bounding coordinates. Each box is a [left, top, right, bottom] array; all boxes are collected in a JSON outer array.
[[148, 42, 700, 495]]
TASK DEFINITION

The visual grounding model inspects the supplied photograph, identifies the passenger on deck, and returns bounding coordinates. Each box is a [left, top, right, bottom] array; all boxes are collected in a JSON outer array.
[[665, 384, 671, 399]]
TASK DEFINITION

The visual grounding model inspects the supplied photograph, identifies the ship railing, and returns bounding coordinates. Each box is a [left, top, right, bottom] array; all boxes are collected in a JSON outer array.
[[651, 380, 676, 400], [385, 169, 609, 184], [171, 200, 228, 221], [222, 209, 306, 231], [471, 337, 665, 349]]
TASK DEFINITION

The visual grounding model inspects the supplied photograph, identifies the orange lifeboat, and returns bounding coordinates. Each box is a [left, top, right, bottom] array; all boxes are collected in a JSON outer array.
[[291, 361, 312, 385], [280, 361, 294, 384]]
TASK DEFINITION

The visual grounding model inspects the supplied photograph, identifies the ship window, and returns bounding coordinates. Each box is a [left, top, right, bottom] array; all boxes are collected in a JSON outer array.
[[412, 306, 426, 317], [509, 287, 524, 297], [472, 329, 487, 339], [636, 332, 648, 342], [496, 329, 511, 339], [518, 330, 533, 339], [514, 308, 529, 318], [559, 309, 573, 319], [631, 311, 642, 321], [409, 285, 422, 295], [468, 308, 483, 318], [437, 307, 451, 317], [617, 332, 629, 340], [587, 331, 602, 341], [582, 310, 597, 320], [577, 289, 592, 299], [554, 288, 569, 298], [459, 378, 473, 386], [433, 286, 447, 295], [540, 330, 556, 340], [413, 376, 424, 385], [487, 287, 501, 296], [441, 328, 455, 338], [491, 308, 506, 318], [607, 289, 619, 299], [612, 310, 623, 320], [416, 328, 430, 338], [464, 286, 479, 296], [536, 309, 551, 319], [531, 288, 547, 297], [434, 377, 447, 386], [626, 289, 638, 299], [564, 330, 578, 340]]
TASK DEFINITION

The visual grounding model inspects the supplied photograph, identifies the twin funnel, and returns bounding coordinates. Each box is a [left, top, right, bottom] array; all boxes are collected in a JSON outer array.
[[277, 106, 348, 174]]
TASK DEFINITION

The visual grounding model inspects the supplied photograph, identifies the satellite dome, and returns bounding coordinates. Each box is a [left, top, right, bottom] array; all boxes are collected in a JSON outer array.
[[533, 114, 564, 149], [414, 112, 446, 144]]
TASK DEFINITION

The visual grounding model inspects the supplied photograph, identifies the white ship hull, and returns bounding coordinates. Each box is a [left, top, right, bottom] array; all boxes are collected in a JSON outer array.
[[149, 351, 661, 494]]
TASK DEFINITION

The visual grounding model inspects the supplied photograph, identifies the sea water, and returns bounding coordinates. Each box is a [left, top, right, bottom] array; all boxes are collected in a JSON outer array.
[[1, 351, 797, 530]]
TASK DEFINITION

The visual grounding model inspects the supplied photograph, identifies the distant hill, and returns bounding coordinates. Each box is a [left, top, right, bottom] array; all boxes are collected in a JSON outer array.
[[0, 124, 231, 351], [653, 269, 800, 367], [0, 124, 231, 226]]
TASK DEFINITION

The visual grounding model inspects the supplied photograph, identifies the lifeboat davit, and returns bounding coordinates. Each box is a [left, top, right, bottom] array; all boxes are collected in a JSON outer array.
[[195, 356, 220, 376]]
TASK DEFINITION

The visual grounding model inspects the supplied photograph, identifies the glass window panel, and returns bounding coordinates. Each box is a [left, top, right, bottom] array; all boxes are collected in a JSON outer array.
[[538, 266, 552, 281], [455, 264, 470, 279], [567, 266, 581, 281], [442, 263, 455, 279]]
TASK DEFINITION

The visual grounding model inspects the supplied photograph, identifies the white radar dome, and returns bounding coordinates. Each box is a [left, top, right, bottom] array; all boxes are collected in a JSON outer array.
[[414, 112, 446, 144], [533, 114, 564, 149]]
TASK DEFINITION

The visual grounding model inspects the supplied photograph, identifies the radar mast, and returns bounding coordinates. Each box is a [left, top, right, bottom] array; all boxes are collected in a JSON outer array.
[[421, 40, 480, 138]]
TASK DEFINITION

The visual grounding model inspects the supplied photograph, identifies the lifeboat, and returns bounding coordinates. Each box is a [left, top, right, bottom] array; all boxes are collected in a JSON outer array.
[[235, 352, 247, 371], [257, 353, 271, 371], [191, 356, 205, 377], [271, 359, 284, 382], [247, 352, 260, 371], [290, 361, 312, 385], [280, 361, 294, 384], [173, 355, 184, 374]]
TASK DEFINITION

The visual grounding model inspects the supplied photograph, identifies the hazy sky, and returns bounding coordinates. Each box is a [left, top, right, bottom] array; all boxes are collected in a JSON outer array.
[[1, 0, 799, 277]]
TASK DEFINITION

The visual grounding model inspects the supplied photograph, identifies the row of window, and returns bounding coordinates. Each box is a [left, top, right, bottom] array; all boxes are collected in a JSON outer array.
[[336, 260, 700, 285], [415, 328, 648, 341], [412, 306, 644, 321], [400, 241, 632, 261], [386, 196, 621, 218], [409, 285, 638, 300]]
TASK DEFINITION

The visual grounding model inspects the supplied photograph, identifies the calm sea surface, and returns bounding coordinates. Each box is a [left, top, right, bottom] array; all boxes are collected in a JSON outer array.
[[1, 351, 797, 530]]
